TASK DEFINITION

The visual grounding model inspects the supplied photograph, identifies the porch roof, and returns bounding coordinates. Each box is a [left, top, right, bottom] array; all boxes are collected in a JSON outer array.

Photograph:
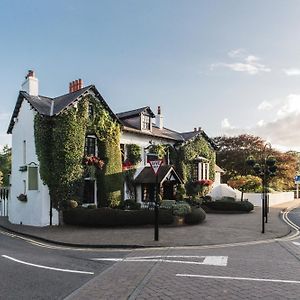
[[134, 165, 183, 184]]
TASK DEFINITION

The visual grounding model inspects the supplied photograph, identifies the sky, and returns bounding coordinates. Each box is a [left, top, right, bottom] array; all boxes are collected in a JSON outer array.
[[1, 0, 300, 151]]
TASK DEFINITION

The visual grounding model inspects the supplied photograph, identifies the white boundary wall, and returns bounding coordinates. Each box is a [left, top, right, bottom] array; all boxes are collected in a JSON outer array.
[[244, 192, 294, 207]]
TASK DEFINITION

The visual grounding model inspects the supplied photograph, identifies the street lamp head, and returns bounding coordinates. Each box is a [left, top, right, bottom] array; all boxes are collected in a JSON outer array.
[[253, 163, 261, 174], [246, 155, 256, 167], [266, 156, 276, 167]]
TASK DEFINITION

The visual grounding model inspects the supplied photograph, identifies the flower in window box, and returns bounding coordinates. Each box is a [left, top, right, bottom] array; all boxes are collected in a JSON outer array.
[[83, 156, 105, 170], [17, 193, 27, 202], [122, 160, 133, 170]]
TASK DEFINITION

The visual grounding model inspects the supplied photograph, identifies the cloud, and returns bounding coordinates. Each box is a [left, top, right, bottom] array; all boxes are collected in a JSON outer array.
[[211, 49, 271, 75], [277, 94, 300, 117], [228, 48, 246, 58], [221, 118, 234, 129], [0, 134, 11, 151], [257, 101, 273, 111], [283, 68, 300, 76], [220, 94, 300, 151]]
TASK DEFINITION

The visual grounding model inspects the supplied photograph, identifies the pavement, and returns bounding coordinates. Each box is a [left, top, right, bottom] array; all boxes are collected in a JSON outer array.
[[0, 200, 299, 248]]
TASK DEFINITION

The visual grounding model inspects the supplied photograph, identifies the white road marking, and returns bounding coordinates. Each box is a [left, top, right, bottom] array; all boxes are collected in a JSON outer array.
[[292, 241, 300, 246], [92, 255, 228, 266], [176, 273, 300, 284], [2, 255, 94, 275]]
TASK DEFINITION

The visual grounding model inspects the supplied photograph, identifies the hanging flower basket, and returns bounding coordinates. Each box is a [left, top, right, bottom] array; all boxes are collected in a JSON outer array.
[[122, 160, 133, 171], [17, 193, 27, 202]]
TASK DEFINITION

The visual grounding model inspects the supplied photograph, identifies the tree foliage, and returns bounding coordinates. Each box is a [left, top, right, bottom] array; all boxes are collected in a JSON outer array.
[[215, 134, 298, 191], [0, 145, 11, 186]]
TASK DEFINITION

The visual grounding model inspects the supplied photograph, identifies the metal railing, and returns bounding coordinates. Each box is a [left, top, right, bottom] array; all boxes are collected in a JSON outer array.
[[0, 187, 9, 216]]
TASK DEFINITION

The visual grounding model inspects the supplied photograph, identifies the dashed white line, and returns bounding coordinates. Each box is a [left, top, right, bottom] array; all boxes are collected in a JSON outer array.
[[176, 273, 300, 284], [2, 255, 94, 275]]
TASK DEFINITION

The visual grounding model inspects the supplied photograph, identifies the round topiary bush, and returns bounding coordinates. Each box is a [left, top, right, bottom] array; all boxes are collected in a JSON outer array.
[[184, 207, 206, 225], [203, 200, 254, 213], [172, 201, 191, 217]]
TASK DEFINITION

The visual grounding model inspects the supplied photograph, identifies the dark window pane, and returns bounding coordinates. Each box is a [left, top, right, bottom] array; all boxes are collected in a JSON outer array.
[[28, 167, 38, 190]]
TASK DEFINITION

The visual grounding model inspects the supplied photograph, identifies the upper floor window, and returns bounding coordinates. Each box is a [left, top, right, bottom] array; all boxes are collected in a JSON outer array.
[[85, 136, 97, 156], [88, 103, 94, 119], [193, 162, 210, 181], [120, 144, 125, 163], [23, 140, 26, 164], [142, 115, 151, 130]]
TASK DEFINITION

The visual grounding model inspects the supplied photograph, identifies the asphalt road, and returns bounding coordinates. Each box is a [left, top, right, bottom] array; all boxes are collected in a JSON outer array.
[[2, 209, 300, 299], [0, 230, 130, 299]]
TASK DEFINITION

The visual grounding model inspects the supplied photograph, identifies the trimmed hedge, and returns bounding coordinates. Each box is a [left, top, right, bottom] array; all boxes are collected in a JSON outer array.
[[63, 207, 174, 227], [203, 200, 254, 213], [184, 207, 206, 225]]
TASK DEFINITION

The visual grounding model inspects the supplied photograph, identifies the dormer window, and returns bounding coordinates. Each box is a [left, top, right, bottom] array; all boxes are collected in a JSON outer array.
[[142, 114, 151, 130]]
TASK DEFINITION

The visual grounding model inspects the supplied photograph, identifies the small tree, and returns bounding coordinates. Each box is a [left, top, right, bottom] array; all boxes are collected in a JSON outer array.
[[228, 175, 261, 201], [0, 170, 3, 186]]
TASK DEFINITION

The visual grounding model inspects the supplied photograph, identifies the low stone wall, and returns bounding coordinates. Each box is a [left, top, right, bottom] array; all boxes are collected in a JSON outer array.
[[244, 192, 294, 207]]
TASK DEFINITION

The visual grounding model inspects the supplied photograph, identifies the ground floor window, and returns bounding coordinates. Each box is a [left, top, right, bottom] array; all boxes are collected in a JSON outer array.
[[83, 179, 96, 205], [141, 184, 155, 202]]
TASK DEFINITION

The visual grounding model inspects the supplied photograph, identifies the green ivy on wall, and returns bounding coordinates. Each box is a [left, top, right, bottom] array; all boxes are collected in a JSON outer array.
[[34, 99, 88, 209], [87, 95, 123, 207], [177, 136, 216, 182], [34, 94, 123, 210], [149, 144, 167, 159], [126, 144, 142, 165]]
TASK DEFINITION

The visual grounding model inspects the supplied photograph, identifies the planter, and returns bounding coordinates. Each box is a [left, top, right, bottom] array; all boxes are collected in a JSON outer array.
[[174, 216, 185, 225]]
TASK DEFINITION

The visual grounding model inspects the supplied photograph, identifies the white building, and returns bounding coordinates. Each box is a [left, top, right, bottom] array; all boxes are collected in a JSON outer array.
[[7, 71, 219, 226]]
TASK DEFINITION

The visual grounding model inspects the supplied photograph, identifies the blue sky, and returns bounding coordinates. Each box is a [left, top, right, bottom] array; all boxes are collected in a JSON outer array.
[[1, 0, 300, 151]]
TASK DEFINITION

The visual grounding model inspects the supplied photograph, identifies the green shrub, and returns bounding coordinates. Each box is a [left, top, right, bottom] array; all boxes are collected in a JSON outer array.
[[63, 207, 174, 226], [172, 201, 191, 217], [124, 199, 141, 210], [160, 200, 176, 210], [203, 200, 254, 212], [217, 196, 236, 203], [185, 197, 203, 207], [184, 207, 206, 224]]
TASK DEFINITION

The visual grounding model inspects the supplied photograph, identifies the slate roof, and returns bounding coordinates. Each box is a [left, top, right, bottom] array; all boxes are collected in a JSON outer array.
[[134, 165, 183, 184], [116, 106, 155, 119], [7, 85, 120, 134]]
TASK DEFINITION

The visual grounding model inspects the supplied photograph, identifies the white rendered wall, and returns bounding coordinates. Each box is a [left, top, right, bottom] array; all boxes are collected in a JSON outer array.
[[244, 192, 294, 207], [9, 100, 58, 226]]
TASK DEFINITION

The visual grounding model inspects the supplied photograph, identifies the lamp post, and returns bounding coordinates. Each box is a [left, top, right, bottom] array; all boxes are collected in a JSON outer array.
[[246, 143, 277, 233]]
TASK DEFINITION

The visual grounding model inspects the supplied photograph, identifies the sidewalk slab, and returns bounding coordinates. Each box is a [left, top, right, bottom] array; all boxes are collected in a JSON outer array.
[[1, 200, 298, 248]]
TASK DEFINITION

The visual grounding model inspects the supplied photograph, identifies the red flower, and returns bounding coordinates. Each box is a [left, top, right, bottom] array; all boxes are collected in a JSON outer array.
[[83, 156, 105, 170]]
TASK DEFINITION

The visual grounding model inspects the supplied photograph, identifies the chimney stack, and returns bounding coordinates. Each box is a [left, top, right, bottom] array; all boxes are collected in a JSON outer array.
[[194, 127, 197, 132], [22, 70, 39, 96], [69, 78, 83, 93], [156, 106, 163, 130], [198, 127, 201, 131]]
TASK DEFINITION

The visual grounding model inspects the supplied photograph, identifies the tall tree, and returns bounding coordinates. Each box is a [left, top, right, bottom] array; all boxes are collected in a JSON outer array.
[[0, 145, 11, 186], [214, 134, 297, 191]]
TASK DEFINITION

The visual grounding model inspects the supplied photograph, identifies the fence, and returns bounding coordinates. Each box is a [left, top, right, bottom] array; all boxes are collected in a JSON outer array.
[[0, 187, 9, 216]]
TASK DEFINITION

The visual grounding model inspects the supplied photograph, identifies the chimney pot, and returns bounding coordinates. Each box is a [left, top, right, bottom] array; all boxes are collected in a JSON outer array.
[[198, 127, 201, 131], [194, 127, 197, 132], [26, 70, 35, 79], [78, 78, 83, 89]]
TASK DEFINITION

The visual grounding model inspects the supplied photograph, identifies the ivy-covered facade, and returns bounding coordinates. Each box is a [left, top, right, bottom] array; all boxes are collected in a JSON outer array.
[[7, 71, 218, 226]]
